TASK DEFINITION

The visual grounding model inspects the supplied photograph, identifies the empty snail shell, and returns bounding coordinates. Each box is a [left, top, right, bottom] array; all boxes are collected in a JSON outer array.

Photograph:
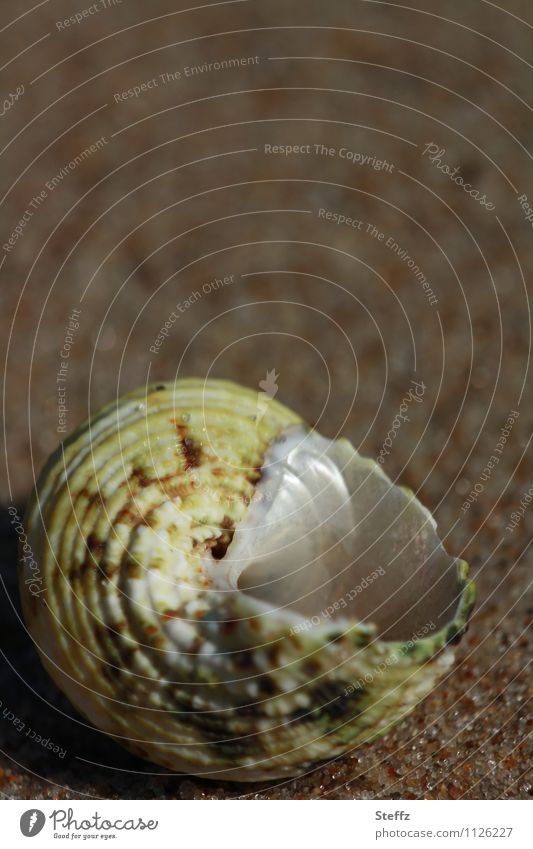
[[20, 379, 475, 781]]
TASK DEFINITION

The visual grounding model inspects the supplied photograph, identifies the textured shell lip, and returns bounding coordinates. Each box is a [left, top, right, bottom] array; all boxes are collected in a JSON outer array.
[[231, 528, 474, 659]]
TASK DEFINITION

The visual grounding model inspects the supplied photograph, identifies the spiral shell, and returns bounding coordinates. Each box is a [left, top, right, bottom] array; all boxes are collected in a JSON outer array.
[[20, 379, 475, 780]]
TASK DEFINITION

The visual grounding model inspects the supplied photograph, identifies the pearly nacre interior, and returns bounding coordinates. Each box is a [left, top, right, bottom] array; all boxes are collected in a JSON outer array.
[[216, 426, 462, 641]]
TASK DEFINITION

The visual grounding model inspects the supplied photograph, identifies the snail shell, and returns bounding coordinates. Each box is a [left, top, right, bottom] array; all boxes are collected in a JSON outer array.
[[20, 379, 475, 780]]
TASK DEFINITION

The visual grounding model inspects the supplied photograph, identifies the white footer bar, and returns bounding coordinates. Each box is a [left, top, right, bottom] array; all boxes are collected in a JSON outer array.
[[2, 799, 530, 847]]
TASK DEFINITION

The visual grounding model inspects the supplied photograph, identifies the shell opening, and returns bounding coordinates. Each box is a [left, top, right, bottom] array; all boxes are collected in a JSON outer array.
[[219, 426, 463, 642]]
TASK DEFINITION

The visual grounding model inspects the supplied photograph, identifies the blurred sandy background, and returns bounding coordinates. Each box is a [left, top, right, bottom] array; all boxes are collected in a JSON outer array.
[[0, 0, 531, 799]]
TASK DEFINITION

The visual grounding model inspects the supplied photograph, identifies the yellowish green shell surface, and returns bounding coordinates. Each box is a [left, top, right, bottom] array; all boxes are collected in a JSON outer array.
[[20, 379, 475, 780]]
